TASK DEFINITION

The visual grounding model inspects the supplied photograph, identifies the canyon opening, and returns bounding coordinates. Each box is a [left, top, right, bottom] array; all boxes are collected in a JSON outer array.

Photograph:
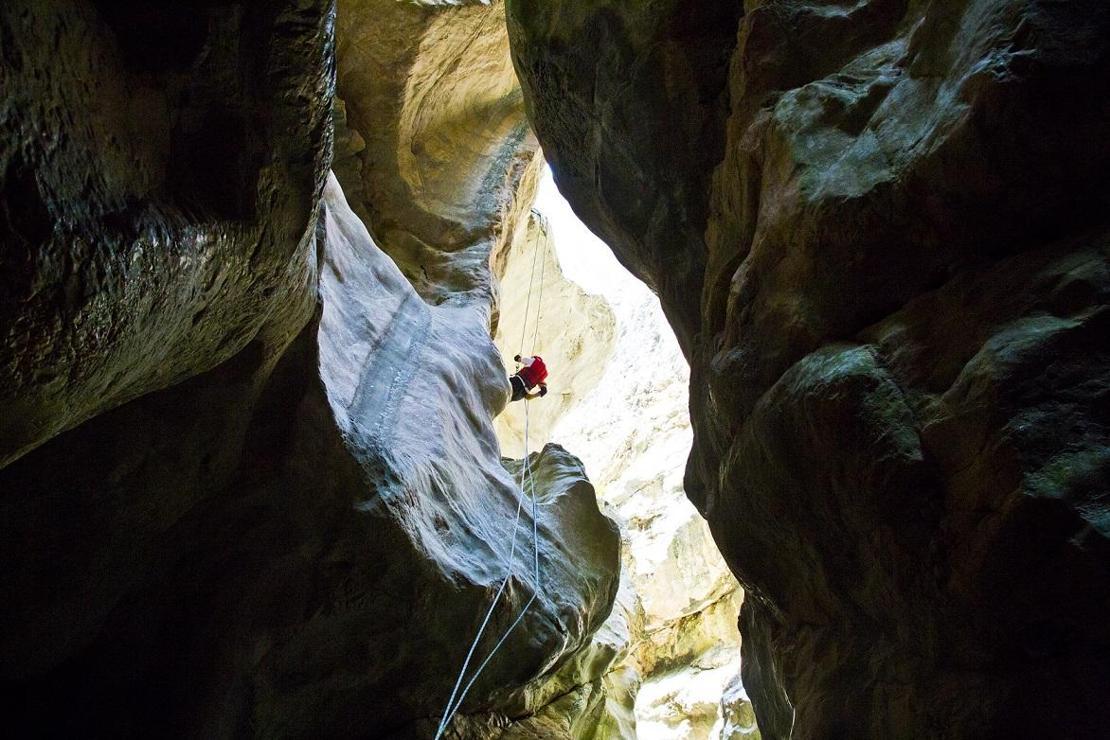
[[2, 2, 1108, 740]]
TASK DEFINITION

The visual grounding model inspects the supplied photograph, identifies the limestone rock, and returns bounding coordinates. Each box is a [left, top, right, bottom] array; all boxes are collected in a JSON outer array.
[[2, 3, 622, 737], [494, 212, 616, 455], [335, 0, 540, 307], [508, 1, 1110, 737], [490, 580, 635, 739], [719, 673, 762, 740], [497, 169, 747, 737], [244, 177, 623, 737], [635, 659, 741, 740], [505, 0, 744, 351]]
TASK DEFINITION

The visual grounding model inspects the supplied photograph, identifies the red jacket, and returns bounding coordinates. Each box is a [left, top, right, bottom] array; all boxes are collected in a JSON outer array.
[[518, 355, 547, 388]]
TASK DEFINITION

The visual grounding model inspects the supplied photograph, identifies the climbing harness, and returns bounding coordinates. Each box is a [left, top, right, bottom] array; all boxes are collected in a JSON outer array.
[[434, 228, 548, 738]]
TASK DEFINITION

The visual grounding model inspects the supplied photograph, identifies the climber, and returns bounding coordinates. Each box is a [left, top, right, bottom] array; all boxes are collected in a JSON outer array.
[[509, 354, 548, 402]]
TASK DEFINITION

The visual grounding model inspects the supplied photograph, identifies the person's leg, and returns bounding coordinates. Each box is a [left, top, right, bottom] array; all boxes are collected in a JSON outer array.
[[509, 375, 526, 402]]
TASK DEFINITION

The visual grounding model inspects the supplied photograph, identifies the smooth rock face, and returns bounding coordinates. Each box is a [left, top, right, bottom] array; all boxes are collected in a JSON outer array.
[[0, 0, 335, 469], [335, 0, 540, 307], [508, 1, 1110, 737]]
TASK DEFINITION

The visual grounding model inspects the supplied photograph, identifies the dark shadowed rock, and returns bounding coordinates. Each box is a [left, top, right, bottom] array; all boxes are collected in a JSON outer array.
[[1, 3, 622, 736], [0, 0, 336, 468], [508, 0, 1110, 736], [505, 0, 743, 352]]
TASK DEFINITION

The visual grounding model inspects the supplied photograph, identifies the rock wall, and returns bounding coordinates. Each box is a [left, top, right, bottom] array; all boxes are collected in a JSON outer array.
[[496, 169, 756, 739], [1, 2, 622, 737], [0, 0, 334, 469], [493, 211, 615, 455], [507, 1, 1110, 738], [310, 175, 621, 736], [334, 0, 541, 307]]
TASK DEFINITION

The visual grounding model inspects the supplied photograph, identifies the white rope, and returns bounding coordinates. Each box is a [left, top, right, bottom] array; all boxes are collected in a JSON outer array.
[[434, 403, 542, 738], [435, 228, 547, 738], [529, 239, 547, 356], [433, 432, 529, 738], [517, 232, 543, 357]]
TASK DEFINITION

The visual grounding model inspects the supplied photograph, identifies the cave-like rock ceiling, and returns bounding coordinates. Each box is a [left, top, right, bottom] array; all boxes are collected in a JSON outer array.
[[2, 0, 1108, 738]]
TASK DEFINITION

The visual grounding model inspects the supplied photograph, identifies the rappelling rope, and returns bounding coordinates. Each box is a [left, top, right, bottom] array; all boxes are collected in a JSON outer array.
[[529, 238, 547, 355], [517, 231, 544, 357], [434, 407, 541, 737], [434, 229, 548, 739]]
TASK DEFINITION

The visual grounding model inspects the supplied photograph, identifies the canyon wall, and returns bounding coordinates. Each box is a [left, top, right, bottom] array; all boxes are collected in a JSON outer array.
[[493, 211, 615, 455], [495, 171, 758, 739], [1, 1, 622, 736], [334, 0, 541, 308], [507, 1, 1110, 737], [0, 0, 335, 469]]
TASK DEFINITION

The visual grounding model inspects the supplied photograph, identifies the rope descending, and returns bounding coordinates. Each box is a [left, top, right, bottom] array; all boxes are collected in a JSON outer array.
[[517, 229, 544, 357], [529, 238, 547, 355], [434, 230, 548, 738]]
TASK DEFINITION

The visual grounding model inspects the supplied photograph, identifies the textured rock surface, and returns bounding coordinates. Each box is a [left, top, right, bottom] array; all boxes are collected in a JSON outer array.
[[719, 673, 762, 740], [506, 0, 744, 353], [312, 177, 621, 736], [493, 210, 615, 455], [508, 1, 1110, 737], [335, 0, 540, 306], [0, 0, 335, 468], [0, 171, 621, 737]]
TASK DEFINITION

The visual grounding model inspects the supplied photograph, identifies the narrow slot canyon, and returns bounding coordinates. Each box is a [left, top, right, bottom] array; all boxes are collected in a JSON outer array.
[[496, 168, 752, 738], [1, 1, 1108, 739]]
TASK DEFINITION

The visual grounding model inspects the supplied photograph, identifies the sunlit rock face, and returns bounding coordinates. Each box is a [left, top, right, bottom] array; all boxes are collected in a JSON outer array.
[[496, 171, 755, 738], [493, 212, 615, 455], [314, 178, 620, 739], [0, 0, 334, 469], [508, 1, 1110, 738], [334, 0, 540, 307]]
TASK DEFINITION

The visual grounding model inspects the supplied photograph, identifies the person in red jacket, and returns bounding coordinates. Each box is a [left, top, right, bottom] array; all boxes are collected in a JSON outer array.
[[510, 354, 548, 402]]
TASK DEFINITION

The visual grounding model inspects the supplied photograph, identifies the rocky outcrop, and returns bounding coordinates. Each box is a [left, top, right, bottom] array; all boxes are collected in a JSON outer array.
[[508, 1, 1110, 737], [1, 2, 621, 736], [0, 0, 335, 469]]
